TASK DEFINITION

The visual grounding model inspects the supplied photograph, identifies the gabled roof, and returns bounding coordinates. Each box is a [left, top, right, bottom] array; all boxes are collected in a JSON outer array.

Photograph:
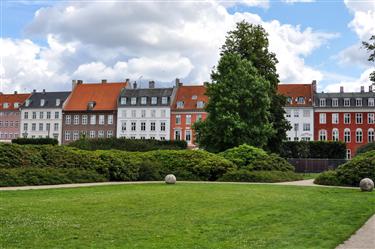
[[118, 88, 174, 107], [277, 83, 314, 107], [171, 85, 208, 111], [64, 82, 127, 111], [21, 91, 70, 109], [0, 93, 31, 111]]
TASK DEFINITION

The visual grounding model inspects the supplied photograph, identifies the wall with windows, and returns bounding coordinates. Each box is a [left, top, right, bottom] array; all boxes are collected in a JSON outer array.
[[170, 111, 207, 146], [0, 111, 21, 141], [284, 107, 314, 141]]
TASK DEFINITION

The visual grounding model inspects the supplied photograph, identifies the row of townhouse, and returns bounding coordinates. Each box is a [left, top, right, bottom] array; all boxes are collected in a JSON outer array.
[[278, 81, 375, 159], [0, 79, 208, 147]]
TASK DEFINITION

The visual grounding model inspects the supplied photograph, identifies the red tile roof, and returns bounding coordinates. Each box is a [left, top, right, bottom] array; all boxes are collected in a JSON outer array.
[[0, 93, 31, 111], [277, 83, 314, 107], [172, 85, 208, 111], [64, 82, 128, 111]]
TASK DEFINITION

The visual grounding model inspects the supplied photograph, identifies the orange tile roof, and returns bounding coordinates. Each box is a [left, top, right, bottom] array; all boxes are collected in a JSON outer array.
[[277, 83, 314, 107], [64, 82, 127, 111], [0, 93, 31, 111], [172, 85, 208, 111]]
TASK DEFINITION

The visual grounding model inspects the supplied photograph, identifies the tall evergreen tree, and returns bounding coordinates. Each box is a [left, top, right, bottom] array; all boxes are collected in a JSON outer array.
[[221, 21, 290, 152], [362, 35, 375, 83]]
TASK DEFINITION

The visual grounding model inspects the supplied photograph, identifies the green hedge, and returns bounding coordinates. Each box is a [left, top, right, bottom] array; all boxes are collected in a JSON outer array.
[[314, 150, 375, 186], [280, 141, 346, 159], [12, 138, 58, 145], [357, 142, 375, 155], [219, 170, 302, 183], [69, 138, 187, 151]]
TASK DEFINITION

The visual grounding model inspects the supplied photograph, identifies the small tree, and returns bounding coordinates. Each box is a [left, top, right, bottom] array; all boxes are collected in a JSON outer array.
[[362, 35, 375, 83], [194, 53, 274, 152]]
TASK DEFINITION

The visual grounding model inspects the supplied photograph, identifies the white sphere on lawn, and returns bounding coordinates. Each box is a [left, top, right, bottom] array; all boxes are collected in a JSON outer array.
[[165, 174, 176, 184], [359, 178, 374, 192]]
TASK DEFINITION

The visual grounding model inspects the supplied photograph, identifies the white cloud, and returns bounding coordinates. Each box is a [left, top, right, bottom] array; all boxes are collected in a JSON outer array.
[[323, 67, 374, 92], [282, 0, 315, 4], [336, 43, 372, 67]]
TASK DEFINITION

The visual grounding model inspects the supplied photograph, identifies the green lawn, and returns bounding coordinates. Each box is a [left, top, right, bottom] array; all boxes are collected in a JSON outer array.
[[1, 183, 374, 249]]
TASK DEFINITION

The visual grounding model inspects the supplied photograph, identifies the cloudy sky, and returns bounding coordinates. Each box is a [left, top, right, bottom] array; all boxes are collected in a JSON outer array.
[[1, 0, 374, 93]]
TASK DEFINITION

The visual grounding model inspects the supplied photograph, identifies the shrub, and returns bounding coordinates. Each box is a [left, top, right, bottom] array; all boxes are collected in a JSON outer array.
[[12, 138, 58, 145], [0, 168, 107, 187], [356, 142, 375, 155], [69, 138, 187, 151], [219, 144, 294, 172], [219, 170, 302, 183], [313, 171, 340, 186], [280, 141, 346, 159]]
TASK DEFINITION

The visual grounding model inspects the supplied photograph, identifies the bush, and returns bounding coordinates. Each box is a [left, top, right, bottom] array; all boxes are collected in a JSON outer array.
[[12, 138, 58, 145], [0, 168, 107, 187], [357, 142, 375, 155], [280, 141, 346, 159], [313, 171, 340, 186], [219, 170, 302, 183], [69, 138, 187, 151], [219, 144, 294, 172]]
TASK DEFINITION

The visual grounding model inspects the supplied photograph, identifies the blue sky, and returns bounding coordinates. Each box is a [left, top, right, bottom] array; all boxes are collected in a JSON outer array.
[[1, 0, 374, 93]]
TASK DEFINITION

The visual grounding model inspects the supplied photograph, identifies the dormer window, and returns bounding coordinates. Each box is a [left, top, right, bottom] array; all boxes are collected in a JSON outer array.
[[177, 101, 184, 108], [120, 97, 127, 105], [297, 97, 305, 104], [192, 95, 197, 100], [131, 97, 137, 105], [287, 97, 292, 104], [332, 98, 338, 107], [3, 102, 9, 109], [14, 102, 19, 108], [56, 99, 61, 106], [141, 97, 147, 105], [344, 98, 350, 107], [369, 98, 374, 107], [25, 99, 30, 107], [319, 98, 326, 107], [356, 98, 362, 107], [162, 97, 168, 105], [151, 97, 157, 105], [197, 101, 205, 108], [87, 101, 96, 110], [40, 99, 45, 107]]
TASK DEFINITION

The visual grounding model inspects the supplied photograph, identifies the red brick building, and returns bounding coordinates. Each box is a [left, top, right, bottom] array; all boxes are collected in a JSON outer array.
[[0, 92, 30, 141], [314, 85, 375, 159], [170, 84, 208, 147], [62, 80, 128, 144]]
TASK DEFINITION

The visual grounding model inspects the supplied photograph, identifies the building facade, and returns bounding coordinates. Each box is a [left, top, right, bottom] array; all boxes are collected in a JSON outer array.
[[62, 80, 127, 144], [0, 92, 31, 142], [20, 90, 70, 143], [278, 82, 316, 141], [170, 84, 208, 146], [117, 81, 174, 140], [314, 85, 375, 159]]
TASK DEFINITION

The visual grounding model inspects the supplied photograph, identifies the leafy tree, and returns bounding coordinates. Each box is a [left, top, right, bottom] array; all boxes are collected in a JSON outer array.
[[194, 53, 274, 152], [221, 21, 290, 152], [362, 35, 375, 83]]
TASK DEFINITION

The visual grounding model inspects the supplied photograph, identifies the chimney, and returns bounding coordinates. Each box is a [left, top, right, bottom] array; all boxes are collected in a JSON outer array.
[[311, 80, 317, 93], [42, 89, 46, 94], [369, 85, 373, 92], [175, 78, 180, 87], [133, 81, 137, 89], [101, 79, 107, 84], [340, 86, 344, 93], [149, 81, 155, 89], [14, 91, 17, 94], [360, 86, 364, 93], [72, 80, 77, 90], [125, 78, 130, 84], [77, 80, 83, 84], [203, 82, 209, 87], [33, 89, 36, 93]]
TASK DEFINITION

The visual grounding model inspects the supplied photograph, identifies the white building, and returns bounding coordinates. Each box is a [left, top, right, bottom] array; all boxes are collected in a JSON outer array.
[[20, 90, 71, 144], [116, 81, 175, 140]]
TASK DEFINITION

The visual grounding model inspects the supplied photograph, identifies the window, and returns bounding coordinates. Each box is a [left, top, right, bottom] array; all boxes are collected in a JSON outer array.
[[107, 130, 113, 138], [332, 129, 339, 141], [151, 110, 156, 118], [99, 115, 105, 125], [120, 97, 126, 105], [344, 98, 350, 107], [14, 102, 19, 108], [346, 149, 351, 160], [46, 123, 50, 132], [121, 110, 127, 118], [151, 97, 157, 105], [303, 123, 310, 131], [319, 130, 327, 141], [297, 97, 305, 104], [121, 121, 126, 131], [369, 98, 374, 107], [301, 137, 310, 141], [186, 130, 191, 142], [140, 136, 146, 140], [160, 136, 165, 140], [162, 97, 168, 104], [286, 109, 291, 118], [90, 115, 96, 125], [150, 122, 156, 131], [197, 101, 205, 108], [186, 115, 191, 125], [40, 112, 44, 119], [150, 136, 155, 140], [54, 123, 59, 131], [141, 122, 146, 131], [24, 112, 28, 119], [54, 112, 59, 119], [32, 112, 36, 119], [40, 99, 45, 107], [356, 129, 363, 143], [294, 110, 299, 117], [176, 115, 181, 125], [65, 115, 71, 125], [56, 99, 60, 106], [131, 110, 136, 118], [74, 115, 79, 125], [175, 130, 181, 140], [131, 122, 136, 131], [319, 98, 326, 107], [332, 98, 338, 107], [90, 130, 96, 138], [65, 131, 71, 141], [82, 115, 88, 125], [108, 115, 113, 125], [344, 129, 351, 143], [368, 129, 375, 143], [160, 122, 166, 131], [131, 97, 137, 105], [356, 98, 362, 107], [303, 110, 310, 117], [98, 130, 104, 138], [39, 123, 43, 131], [141, 110, 146, 118], [332, 113, 339, 124], [73, 131, 79, 140], [23, 123, 28, 131], [287, 97, 292, 104], [356, 113, 363, 124], [141, 97, 147, 105], [197, 114, 202, 121], [344, 113, 351, 124], [177, 101, 184, 108], [368, 113, 374, 124], [25, 99, 30, 107], [319, 113, 326, 124], [294, 123, 299, 132]]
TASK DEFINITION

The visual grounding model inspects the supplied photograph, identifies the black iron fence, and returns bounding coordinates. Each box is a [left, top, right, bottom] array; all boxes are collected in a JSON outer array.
[[288, 158, 347, 173]]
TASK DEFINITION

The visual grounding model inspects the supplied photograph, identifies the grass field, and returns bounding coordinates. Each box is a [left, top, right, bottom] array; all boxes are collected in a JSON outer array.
[[1, 183, 374, 249]]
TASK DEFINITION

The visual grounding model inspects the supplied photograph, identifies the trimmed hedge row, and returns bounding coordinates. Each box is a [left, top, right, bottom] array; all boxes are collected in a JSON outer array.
[[314, 150, 375, 187], [219, 170, 302, 183], [68, 138, 187, 151], [12, 138, 58, 145], [280, 141, 346, 159]]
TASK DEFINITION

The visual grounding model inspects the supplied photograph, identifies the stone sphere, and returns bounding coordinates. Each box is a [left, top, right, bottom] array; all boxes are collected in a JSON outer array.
[[165, 174, 176, 184], [359, 178, 374, 192]]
